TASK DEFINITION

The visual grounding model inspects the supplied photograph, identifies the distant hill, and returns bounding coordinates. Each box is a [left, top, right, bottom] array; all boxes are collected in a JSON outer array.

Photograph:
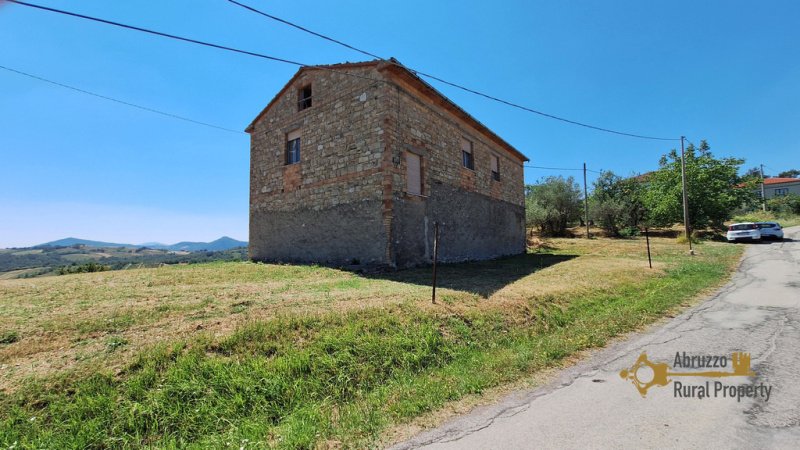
[[152, 237, 248, 252], [36, 238, 133, 248], [35, 236, 247, 252]]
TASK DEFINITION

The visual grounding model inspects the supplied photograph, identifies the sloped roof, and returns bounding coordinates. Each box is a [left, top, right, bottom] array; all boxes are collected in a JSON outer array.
[[245, 59, 528, 163], [764, 177, 800, 185]]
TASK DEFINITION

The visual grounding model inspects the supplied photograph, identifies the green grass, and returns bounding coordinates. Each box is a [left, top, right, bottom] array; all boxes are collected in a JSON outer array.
[[0, 239, 742, 448], [732, 211, 800, 228]]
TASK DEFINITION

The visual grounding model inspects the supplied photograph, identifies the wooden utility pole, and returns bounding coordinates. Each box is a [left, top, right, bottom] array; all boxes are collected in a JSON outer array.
[[760, 164, 767, 212], [679, 136, 693, 253], [645, 227, 652, 269], [583, 162, 590, 239]]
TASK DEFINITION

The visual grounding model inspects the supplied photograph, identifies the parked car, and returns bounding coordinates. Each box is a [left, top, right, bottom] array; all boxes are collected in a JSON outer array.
[[726, 223, 761, 242], [756, 222, 784, 240]]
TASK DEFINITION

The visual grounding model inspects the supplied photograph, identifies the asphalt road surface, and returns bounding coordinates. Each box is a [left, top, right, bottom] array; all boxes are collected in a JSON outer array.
[[395, 226, 800, 449]]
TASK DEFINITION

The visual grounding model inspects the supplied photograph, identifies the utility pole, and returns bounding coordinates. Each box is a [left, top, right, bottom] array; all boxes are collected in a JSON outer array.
[[680, 136, 693, 253], [760, 164, 767, 212], [583, 162, 590, 239]]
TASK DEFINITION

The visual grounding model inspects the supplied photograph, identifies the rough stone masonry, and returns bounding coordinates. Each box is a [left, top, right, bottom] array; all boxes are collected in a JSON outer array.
[[247, 59, 529, 268]]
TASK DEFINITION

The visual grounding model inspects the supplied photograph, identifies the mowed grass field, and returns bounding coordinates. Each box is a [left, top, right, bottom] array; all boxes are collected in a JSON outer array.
[[0, 237, 743, 448]]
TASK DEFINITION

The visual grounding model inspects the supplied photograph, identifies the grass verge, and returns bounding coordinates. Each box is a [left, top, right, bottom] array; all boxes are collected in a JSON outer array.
[[732, 211, 800, 228], [0, 239, 742, 448]]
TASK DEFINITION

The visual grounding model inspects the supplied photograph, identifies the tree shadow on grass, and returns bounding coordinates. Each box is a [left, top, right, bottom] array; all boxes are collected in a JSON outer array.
[[366, 253, 578, 299]]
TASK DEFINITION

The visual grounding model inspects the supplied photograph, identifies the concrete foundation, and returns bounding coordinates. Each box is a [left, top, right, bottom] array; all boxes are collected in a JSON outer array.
[[392, 184, 526, 268], [249, 199, 388, 266]]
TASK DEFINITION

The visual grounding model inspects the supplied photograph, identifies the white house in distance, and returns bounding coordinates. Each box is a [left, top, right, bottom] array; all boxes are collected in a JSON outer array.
[[763, 177, 800, 199]]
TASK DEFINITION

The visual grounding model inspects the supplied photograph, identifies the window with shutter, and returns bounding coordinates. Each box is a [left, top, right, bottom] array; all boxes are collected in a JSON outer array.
[[461, 138, 474, 170], [491, 155, 500, 181], [406, 152, 422, 196]]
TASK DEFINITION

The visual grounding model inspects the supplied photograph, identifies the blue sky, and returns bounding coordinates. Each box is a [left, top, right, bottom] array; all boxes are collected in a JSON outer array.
[[1, 0, 798, 248]]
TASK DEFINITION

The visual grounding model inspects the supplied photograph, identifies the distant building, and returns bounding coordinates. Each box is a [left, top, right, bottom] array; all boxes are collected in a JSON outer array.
[[762, 177, 800, 199], [246, 59, 529, 268]]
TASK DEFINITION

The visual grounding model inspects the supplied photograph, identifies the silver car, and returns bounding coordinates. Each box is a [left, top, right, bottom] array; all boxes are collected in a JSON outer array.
[[727, 223, 761, 242], [756, 222, 784, 240]]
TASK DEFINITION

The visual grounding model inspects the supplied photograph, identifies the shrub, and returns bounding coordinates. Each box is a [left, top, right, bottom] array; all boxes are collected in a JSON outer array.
[[1, 330, 20, 344], [767, 194, 800, 215], [57, 262, 110, 275]]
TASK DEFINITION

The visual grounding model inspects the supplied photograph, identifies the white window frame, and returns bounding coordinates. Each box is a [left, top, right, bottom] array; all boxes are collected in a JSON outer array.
[[774, 188, 789, 196], [286, 129, 301, 165]]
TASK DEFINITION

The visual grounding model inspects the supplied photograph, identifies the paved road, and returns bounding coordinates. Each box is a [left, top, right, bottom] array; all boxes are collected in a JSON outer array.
[[395, 226, 800, 449]]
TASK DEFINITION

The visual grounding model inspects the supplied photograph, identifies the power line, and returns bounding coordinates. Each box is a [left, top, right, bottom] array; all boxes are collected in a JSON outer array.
[[525, 165, 582, 171], [8, 0, 304, 66], [0, 64, 244, 134], [11, 0, 681, 143], [524, 164, 601, 174], [5, 0, 384, 86], [225, 0, 382, 61], [224, 0, 681, 142], [402, 66, 680, 142]]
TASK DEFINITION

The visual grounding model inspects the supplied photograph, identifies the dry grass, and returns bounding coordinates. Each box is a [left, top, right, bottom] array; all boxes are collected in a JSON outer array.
[[0, 236, 721, 393]]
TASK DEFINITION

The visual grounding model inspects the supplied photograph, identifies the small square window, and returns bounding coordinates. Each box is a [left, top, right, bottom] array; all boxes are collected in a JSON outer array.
[[461, 138, 474, 170], [298, 85, 312, 110], [286, 129, 301, 164], [491, 155, 500, 181]]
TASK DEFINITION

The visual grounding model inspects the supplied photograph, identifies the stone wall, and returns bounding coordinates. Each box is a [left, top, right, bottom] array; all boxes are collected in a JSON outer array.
[[248, 66, 392, 265], [384, 79, 527, 266]]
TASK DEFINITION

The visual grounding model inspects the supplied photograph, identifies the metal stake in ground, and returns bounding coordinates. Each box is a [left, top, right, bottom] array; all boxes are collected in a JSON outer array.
[[431, 221, 440, 304], [645, 227, 652, 269], [583, 162, 590, 239]]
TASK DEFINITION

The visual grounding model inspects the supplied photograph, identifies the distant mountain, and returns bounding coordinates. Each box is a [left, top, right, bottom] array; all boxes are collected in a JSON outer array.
[[139, 242, 167, 248], [161, 237, 248, 252], [35, 236, 247, 252], [36, 238, 133, 248]]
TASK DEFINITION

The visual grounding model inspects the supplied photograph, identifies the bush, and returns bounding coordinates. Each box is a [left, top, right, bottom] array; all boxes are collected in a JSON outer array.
[[619, 227, 641, 238], [767, 194, 800, 215], [732, 210, 777, 223], [676, 231, 701, 244], [0, 330, 19, 344], [57, 262, 110, 275]]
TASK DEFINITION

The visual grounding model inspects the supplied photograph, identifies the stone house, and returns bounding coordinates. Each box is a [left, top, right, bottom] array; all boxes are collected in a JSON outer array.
[[762, 177, 800, 199], [247, 59, 529, 268]]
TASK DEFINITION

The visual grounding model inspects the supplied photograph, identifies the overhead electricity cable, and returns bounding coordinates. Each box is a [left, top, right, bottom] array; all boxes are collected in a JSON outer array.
[[524, 164, 600, 173], [225, 0, 383, 60], [224, 0, 681, 142], [11, 0, 681, 142], [5, 0, 384, 86], [0, 64, 244, 134]]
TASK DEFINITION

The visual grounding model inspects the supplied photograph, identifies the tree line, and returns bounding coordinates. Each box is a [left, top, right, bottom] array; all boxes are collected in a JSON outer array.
[[526, 140, 798, 237]]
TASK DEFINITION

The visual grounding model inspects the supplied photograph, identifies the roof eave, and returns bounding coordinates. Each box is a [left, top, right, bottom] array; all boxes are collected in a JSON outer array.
[[379, 61, 529, 163]]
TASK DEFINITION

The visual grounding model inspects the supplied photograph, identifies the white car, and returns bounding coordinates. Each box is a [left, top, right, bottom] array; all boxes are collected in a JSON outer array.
[[756, 222, 784, 240], [727, 223, 761, 242]]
